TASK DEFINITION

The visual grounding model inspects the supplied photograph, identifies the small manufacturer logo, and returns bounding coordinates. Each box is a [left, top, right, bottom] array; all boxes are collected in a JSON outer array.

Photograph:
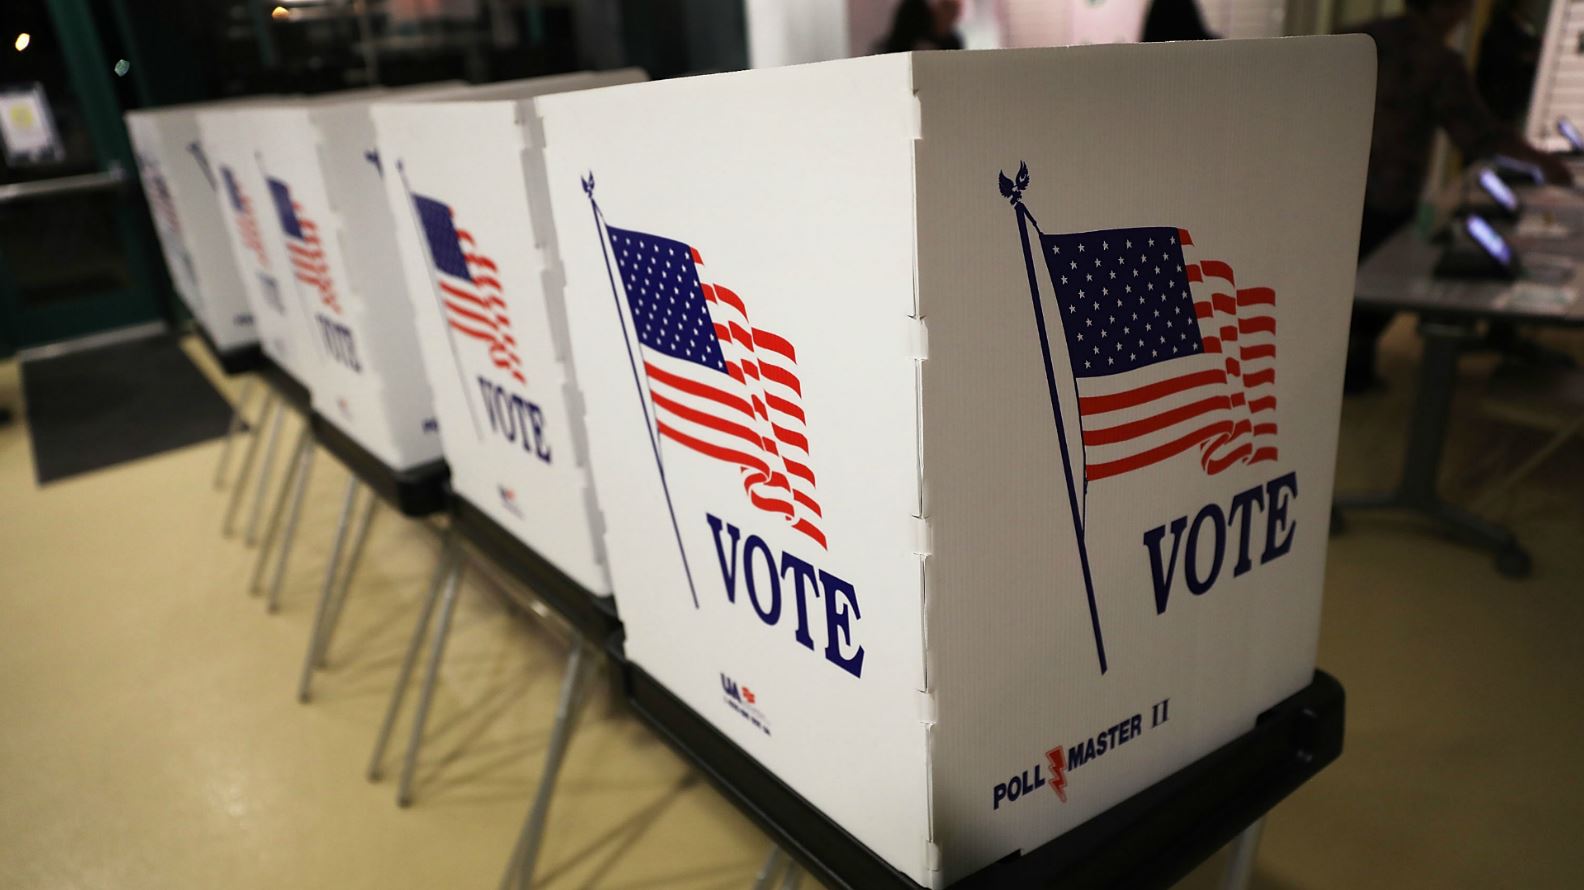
[[1046, 746, 1068, 803], [720, 672, 770, 736], [498, 485, 523, 519]]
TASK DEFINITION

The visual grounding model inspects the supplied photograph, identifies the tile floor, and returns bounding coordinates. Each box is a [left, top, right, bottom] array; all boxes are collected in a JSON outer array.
[[0, 321, 1580, 889]]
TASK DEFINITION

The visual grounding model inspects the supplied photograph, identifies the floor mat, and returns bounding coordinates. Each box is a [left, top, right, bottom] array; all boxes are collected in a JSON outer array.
[[22, 334, 235, 484]]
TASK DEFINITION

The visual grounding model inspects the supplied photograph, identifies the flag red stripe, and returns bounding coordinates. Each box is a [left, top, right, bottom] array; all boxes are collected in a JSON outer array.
[[759, 361, 803, 397], [1253, 422, 1277, 436], [650, 390, 763, 450], [1244, 368, 1276, 387], [752, 328, 797, 361], [1083, 395, 1228, 446], [1079, 368, 1227, 414], [791, 519, 827, 549], [1249, 396, 1277, 413], [657, 421, 770, 477], [644, 361, 754, 419], [1237, 287, 1275, 307], [1239, 316, 1276, 335], [1087, 421, 1230, 481], [1240, 344, 1276, 361], [1200, 260, 1235, 283], [1205, 442, 1253, 474], [764, 393, 805, 423], [1250, 447, 1278, 464]]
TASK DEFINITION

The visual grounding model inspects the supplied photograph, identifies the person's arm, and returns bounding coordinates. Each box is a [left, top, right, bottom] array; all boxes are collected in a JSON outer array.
[[1435, 53, 1574, 185]]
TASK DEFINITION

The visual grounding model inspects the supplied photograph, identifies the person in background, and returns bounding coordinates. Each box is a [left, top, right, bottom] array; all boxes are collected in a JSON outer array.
[[880, 0, 964, 53], [1475, 0, 1542, 126], [1141, 0, 1218, 42], [1344, 0, 1572, 394]]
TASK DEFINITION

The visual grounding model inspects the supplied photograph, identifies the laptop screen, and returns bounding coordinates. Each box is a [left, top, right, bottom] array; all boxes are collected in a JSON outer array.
[[1560, 117, 1584, 153], [1466, 214, 1513, 269], [1477, 167, 1520, 214]]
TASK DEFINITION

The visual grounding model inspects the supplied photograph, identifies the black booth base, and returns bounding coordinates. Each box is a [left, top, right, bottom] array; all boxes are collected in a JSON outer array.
[[192, 323, 266, 377], [308, 412, 449, 518], [257, 358, 312, 416], [626, 666, 1343, 890], [449, 495, 620, 646]]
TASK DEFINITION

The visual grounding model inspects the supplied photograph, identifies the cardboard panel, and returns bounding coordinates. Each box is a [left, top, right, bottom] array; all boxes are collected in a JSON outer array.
[[126, 104, 259, 351], [373, 72, 642, 595], [538, 55, 932, 881], [199, 103, 324, 386], [911, 38, 1374, 883]]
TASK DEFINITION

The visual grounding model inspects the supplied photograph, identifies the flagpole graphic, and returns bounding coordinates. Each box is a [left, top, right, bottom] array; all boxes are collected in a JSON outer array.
[[1002, 162, 1283, 676], [398, 161, 485, 441], [1003, 163, 1108, 675], [583, 174, 701, 609]]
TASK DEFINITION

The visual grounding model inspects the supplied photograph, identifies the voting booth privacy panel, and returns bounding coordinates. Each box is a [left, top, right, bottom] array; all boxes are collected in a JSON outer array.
[[373, 71, 644, 596], [244, 84, 479, 471], [200, 99, 340, 389], [125, 104, 258, 352], [540, 39, 1374, 886]]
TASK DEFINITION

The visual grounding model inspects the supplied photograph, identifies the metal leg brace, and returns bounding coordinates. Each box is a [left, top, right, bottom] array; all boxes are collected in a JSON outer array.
[[265, 437, 317, 614], [394, 548, 467, 808], [214, 377, 257, 490], [297, 477, 361, 703], [244, 401, 287, 547], [222, 393, 275, 537], [499, 639, 598, 890], [315, 493, 378, 668], [1219, 816, 1265, 890], [248, 422, 311, 595], [366, 532, 459, 784]]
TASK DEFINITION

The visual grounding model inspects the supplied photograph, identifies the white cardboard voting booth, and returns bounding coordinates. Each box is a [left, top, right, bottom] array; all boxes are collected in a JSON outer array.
[[373, 71, 644, 595], [244, 86, 473, 470], [125, 103, 259, 352], [200, 99, 336, 388], [538, 39, 1375, 885]]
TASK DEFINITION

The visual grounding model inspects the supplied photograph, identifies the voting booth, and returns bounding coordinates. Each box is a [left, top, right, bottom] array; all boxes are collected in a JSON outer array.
[[537, 39, 1374, 885], [199, 99, 341, 389], [243, 86, 476, 471], [125, 103, 259, 353], [374, 71, 644, 597]]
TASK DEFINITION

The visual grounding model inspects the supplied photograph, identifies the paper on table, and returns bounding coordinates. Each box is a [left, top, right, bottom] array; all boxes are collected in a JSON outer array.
[[1498, 283, 1578, 314]]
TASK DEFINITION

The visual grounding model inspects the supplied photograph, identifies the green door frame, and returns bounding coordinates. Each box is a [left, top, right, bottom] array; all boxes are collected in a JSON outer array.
[[0, 0, 171, 356]]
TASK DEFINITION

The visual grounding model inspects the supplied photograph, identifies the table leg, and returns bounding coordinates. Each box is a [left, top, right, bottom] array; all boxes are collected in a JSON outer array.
[[1334, 319, 1532, 577]]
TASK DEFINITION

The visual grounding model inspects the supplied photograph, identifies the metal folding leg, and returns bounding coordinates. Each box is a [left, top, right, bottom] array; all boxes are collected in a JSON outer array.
[[265, 437, 317, 614], [366, 533, 459, 782], [223, 393, 276, 537], [751, 848, 788, 890], [314, 494, 378, 668], [214, 378, 257, 490], [1219, 816, 1265, 890], [296, 477, 361, 703], [498, 640, 597, 890], [248, 423, 311, 595], [394, 550, 467, 807], [244, 401, 288, 547]]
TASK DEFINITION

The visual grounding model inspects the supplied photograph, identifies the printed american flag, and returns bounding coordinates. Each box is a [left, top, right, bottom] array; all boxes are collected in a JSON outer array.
[[1037, 226, 1278, 484], [221, 166, 269, 270], [144, 165, 181, 239], [412, 193, 525, 385], [607, 224, 825, 550], [267, 178, 340, 315]]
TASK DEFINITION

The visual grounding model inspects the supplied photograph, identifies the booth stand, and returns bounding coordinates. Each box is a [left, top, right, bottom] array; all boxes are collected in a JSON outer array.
[[192, 320, 266, 492], [622, 668, 1343, 890], [294, 414, 450, 704], [364, 491, 621, 890]]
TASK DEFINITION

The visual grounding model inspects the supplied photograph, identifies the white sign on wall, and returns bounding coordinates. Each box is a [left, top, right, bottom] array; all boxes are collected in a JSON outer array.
[[539, 37, 1373, 885]]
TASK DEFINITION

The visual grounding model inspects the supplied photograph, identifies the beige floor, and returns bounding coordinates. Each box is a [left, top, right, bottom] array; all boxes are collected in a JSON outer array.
[[0, 323, 1581, 890]]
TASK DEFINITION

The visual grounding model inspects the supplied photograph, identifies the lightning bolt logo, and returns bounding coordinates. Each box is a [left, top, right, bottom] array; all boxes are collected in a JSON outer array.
[[1046, 746, 1068, 803]]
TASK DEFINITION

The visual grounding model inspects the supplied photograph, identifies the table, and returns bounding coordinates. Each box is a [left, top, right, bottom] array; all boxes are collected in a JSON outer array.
[[1339, 221, 1584, 576]]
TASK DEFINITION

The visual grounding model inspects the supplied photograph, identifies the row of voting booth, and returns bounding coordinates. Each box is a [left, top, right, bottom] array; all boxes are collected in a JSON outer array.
[[126, 36, 1370, 888]]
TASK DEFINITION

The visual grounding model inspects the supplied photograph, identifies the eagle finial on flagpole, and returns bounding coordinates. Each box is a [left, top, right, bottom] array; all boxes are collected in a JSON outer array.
[[581, 171, 596, 198], [998, 161, 1030, 206]]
